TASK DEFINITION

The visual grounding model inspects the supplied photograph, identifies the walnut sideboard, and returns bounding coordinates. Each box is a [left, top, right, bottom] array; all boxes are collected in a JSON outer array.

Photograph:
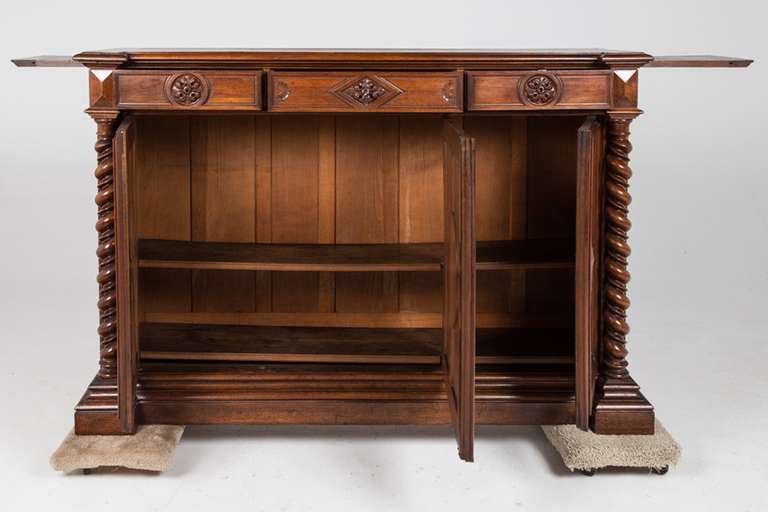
[[13, 49, 752, 461]]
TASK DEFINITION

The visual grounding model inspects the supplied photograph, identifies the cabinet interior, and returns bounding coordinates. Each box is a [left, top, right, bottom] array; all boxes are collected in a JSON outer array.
[[133, 113, 583, 405]]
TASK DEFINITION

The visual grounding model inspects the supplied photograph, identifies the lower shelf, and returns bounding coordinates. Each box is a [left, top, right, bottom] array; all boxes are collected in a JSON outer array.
[[140, 323, 575, 366], [141, 323, 442, 365]]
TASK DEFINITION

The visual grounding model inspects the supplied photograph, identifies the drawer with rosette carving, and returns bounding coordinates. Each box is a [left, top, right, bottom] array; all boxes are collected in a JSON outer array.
[[113, 70, 263, 110], [268, 71, 463, 112], [467, 70, 612, 110]]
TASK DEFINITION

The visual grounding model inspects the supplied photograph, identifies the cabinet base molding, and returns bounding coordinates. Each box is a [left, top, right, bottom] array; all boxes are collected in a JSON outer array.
[[74, 376, 133, 435], [590, 377, 655, 435]]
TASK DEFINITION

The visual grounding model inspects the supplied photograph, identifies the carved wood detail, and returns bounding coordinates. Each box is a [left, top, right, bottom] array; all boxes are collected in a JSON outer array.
[[274, 80, 290, 102], [601, 113, 636, 379], [341, 77, 387, 104], [164, 73, 209, 106], [330, 75, 402, 108], [441, 80, 456, 103], [518, 72, 562, 106], [92, 113, 120, 378], [591, 110, 655, 434]]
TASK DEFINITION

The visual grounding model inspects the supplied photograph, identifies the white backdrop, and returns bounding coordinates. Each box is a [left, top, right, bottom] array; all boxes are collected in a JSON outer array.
[[1, 1, 766, 510]]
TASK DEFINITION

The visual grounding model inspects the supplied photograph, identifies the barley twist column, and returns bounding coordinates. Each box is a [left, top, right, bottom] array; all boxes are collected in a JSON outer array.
[[591, 110, 654, 435], [602, 114, 634, 379], [93, 114, 119, 378]]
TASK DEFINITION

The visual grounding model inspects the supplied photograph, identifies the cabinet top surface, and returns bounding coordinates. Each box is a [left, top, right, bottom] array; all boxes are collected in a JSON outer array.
[[12, 49, 753, 69]]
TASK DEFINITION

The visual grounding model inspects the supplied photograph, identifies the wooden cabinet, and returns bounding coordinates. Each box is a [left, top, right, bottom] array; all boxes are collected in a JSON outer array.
[[13, 49, 752, 462]]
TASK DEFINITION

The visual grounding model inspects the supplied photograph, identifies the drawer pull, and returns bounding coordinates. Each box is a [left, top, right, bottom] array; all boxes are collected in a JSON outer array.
[[441, 80, 456, 103], [165, 73, 209, 106], [275, 81, 291, 102]]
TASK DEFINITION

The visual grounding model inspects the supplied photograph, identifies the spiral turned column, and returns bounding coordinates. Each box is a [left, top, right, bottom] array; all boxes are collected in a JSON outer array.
[[93, 115, 119, 378], [601, 115, 634, 379], [591, 111, 654, 435]]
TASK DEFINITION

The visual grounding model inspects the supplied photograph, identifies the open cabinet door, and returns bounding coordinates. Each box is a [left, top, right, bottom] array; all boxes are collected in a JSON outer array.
[[113, 116, 139, 433], [442, 119, 476, 461], [575, 116, 603, 430]]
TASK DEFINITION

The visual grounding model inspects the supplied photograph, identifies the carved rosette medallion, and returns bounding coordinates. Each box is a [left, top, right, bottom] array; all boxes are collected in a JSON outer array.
[[519, 72, 562, 106], [331, 75, 402, 108], [165, 73, 210, 106]]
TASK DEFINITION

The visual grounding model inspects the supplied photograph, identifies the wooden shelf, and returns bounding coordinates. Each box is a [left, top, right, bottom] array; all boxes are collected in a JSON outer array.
[[138, 239, 442, 272], [142, 311, 573, 329], [140, 323, 574, 366], [140, 323, 442, 365], [476, 238, 574, 270], [137, 238, 574, 273]]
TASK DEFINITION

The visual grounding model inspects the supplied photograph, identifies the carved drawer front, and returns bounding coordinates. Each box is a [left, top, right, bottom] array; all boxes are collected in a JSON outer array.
[[268, 71, 463, 112], [467, 71, 611, 110], [115, 71, 263, 110]]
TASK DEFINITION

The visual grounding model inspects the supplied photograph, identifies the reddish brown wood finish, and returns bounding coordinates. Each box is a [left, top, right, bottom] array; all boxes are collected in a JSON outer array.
[[137, 238, 573, 272], [591, 111, 654, 434], [113, 118, 139, 434], [268, 71, 462, 112], [443, 119, 476, 461], [574, 117, 603, 430], [13, 48, 753, 460], [467, 71, 612, 111], [115, 70, 263, 110]]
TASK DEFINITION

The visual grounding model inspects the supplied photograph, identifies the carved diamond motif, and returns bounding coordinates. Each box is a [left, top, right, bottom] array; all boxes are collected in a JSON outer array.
[[331, 75, 402, 108]]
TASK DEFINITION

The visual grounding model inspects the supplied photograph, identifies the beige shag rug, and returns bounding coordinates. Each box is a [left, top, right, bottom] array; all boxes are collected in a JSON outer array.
[[49, 420, 680, 474], [542, 419, 681, 473], [50, 425, 185, 473]]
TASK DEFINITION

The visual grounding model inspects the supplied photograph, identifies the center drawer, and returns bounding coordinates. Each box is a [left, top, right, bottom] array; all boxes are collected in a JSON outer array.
[[268, 71, 463, 112]]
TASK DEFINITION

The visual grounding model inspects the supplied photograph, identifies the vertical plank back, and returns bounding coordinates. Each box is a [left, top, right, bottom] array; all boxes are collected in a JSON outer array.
[[135, 116, 192, 313], [190, 116, 257, 312], [335, 117, 399, 313]]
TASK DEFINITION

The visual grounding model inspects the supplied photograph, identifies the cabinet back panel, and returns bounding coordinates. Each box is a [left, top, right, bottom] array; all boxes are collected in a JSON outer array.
[[135, 116, 191, 314], [190, 116, 257, 313], [135, 114, 579, 326]]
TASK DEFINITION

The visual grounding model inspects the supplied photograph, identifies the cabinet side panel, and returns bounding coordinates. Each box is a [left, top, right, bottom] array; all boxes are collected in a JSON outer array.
[[464, 117, 527, 314], [136, 116, 192, 313], [398, 117, 444, 313], [190, 116, 257, 312], [335, 117, 399, 313]]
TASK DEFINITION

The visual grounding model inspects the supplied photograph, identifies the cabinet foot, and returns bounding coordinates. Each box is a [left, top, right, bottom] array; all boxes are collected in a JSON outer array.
[[74, 374, 134, 435], [590, 376, 654, 435]]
